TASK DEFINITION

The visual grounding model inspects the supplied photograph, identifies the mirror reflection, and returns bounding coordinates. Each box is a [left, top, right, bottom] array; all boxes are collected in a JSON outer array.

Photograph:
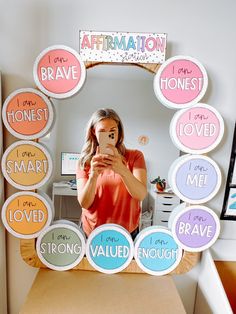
[[39, 64, 180, 236]]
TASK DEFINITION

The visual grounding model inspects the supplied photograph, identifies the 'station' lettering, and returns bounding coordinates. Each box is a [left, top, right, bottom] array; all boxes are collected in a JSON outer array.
[[90, 245, 129, 258], [6, 160, 48, 174]]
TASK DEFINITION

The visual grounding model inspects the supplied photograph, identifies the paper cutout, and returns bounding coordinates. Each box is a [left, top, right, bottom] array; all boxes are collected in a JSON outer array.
[[86, 224, 134, 274], [1, 191, 54, 239], [1, 141, 53, 190], [134, 226, 182, 276], [2, 88, 54, 140], [154, 56, 208, 109], [33, 45, 86, 99], [172, 205, 220, 252], [170, 103, 224, 154], [36, 221, 86, 271]]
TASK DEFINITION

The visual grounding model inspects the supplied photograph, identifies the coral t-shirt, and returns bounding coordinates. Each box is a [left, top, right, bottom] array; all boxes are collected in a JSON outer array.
[[76, 149, 146, 236]]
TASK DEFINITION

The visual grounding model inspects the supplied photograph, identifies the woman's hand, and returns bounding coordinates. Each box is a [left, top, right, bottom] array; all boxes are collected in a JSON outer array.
[[102, 145, 128, 176], [90, 151, 108, 178]]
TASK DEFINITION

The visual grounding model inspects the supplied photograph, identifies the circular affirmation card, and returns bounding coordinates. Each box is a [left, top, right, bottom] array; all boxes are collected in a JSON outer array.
[[33, 45, 86, 99], [1, 191, 54, 239], [171, 205, 220, 252], [2, 88, 54, 140], [1, 141, 53, 190], [86, 224, 134, 274], [168, 154, 221, 204], [154, 56, 208, 109], [36, 222, 86, 271], [134, 226, 182, 276], [170, 103, 224, 154]]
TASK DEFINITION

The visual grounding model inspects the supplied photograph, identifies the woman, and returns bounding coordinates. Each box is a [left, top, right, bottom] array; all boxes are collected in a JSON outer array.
[[76, 108, 147, 239]]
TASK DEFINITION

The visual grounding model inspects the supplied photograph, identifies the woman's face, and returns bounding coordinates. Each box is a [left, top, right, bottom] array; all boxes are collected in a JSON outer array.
[[93, 118, 119, 145]]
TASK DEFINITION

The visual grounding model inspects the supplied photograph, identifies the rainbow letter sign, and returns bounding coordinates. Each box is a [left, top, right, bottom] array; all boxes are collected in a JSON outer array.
[[79, 30, 167, 64]]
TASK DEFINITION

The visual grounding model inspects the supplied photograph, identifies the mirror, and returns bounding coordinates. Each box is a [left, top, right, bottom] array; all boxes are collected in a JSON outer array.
[[39, 63, 180, 232]]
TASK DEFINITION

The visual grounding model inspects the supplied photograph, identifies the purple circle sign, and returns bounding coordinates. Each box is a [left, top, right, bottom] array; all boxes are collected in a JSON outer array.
[[169, 155, 222, 204], [172, 205, 220, 252]]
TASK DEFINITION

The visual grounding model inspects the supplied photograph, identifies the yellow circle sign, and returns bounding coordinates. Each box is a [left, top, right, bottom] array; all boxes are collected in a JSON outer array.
[[1, 141, 53, 190], [1, 192, 54, 239]]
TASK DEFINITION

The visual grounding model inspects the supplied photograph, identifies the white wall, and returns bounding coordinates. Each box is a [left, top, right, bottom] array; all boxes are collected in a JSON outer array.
[[1, 0, 236, 313], [0, 73, 7, 314], [54, 69, 178, 184]]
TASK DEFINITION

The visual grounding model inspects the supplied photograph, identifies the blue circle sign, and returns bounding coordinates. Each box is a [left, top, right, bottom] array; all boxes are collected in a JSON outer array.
[[86, 224, 134, 274], [134, 227, 182, 276]]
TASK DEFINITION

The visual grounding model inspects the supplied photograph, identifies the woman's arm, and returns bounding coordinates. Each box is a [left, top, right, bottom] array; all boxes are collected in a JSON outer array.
[[120, 167, 147, 201], [77, 154, 107, 209], [77, 175, 98, 209]]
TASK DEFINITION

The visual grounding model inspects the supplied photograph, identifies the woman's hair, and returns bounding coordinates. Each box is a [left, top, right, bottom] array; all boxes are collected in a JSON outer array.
[[79, 108, 126, 168]]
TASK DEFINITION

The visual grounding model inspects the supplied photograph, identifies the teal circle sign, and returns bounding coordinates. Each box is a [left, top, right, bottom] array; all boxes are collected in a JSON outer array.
[[36, 223, 86, 271], [134, 227, 182, 276], [86, 224, 134, 274]]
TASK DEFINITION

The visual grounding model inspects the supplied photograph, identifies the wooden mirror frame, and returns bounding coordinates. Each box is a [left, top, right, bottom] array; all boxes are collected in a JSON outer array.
[[18, 61, 200, 274]]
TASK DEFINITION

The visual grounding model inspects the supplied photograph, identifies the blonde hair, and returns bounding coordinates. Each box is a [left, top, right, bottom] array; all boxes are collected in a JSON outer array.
[[79, 108, 126, 168]]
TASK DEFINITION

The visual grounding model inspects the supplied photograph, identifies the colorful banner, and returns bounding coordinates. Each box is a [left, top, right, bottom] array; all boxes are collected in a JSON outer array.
[[79, 31, 167, 64]]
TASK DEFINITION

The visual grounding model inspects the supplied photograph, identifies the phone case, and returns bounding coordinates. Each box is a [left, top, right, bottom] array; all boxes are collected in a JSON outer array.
[[98, 131, 116, 155]]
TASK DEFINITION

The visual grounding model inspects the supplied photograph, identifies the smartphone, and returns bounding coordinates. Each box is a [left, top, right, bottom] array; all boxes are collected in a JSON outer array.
[[98, 131, 116, 155]]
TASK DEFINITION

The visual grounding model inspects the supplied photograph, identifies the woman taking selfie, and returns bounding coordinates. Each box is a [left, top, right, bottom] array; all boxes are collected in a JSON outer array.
[[76, 108, 147, 239]]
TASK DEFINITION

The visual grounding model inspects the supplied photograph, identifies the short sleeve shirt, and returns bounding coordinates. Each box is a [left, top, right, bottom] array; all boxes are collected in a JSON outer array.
[[76, 149, 146, 236]]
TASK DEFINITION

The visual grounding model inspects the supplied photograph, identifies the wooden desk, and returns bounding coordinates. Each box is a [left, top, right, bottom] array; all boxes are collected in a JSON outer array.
[[20, 269, 186, 314]]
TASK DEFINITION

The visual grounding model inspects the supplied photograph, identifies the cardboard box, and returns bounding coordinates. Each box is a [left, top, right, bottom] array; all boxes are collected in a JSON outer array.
[[20, 269, 186, 314]]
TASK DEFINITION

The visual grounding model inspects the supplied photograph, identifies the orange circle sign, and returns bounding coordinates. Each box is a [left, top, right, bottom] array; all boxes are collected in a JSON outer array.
[[2, 88, 54, 140], [1, 192, 54, 239], [1, 141, 53, 190]]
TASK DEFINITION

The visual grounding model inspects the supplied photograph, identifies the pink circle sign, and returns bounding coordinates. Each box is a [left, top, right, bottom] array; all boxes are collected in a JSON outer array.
[[154, 56, 208, 109], [170, 103, 224, 154], [33, 45, 86, 99]]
